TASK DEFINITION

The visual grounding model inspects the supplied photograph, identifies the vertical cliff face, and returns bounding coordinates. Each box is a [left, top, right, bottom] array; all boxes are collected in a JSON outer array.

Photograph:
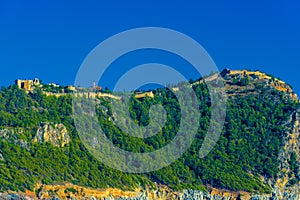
[[271, 109, 300, 200]]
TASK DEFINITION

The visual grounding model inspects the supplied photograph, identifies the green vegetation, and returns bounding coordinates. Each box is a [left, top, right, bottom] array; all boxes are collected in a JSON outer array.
[[64, 188, 78, 194], [231, 75, 249, 86], [0, 78, 298, 194], [289, 151, 300, 184]]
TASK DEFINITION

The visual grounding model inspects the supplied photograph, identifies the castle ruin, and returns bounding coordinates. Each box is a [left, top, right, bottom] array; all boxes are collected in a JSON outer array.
[[15, 78, 40, 91]]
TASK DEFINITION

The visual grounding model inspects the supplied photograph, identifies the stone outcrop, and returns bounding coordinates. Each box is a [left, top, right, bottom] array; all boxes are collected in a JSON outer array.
[[0, 190, 36, 200], [33, 123, 70, 147]]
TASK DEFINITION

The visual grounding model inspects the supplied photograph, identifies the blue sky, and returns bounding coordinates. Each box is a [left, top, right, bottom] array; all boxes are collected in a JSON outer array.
[[1, 0, 300, 94]]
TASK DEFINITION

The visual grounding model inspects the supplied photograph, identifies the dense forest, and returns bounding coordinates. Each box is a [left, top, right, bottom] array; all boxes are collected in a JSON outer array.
[[0, 75, 299, 194]]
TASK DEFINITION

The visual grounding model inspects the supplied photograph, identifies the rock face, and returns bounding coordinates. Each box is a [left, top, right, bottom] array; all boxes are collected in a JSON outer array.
[[33, 123, 70, 147], [271, 109, 300, 200]]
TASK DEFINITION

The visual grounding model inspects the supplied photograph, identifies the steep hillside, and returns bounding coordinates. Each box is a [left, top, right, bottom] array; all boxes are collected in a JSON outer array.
[[0, 69, 299, 200]]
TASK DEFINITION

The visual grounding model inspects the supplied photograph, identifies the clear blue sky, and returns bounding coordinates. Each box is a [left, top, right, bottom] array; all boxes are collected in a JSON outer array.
[[1, 1, 300, 94]]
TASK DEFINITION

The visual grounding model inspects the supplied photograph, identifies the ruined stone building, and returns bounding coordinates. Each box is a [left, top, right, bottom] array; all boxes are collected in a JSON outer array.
[[15, 78, 40, 91]]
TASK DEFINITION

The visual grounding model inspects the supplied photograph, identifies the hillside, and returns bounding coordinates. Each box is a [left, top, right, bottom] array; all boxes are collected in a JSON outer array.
[[0, 69, 299, 200]]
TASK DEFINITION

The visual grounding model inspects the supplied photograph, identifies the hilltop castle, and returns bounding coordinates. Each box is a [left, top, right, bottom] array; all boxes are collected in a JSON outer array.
[[221, 68, 298, 101], [15, 78, 40, 91]]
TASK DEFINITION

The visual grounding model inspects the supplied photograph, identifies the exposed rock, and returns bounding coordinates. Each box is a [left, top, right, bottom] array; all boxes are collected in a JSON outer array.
[[33, 122, 70, 147], [34, 183, 140, 200], [271, 109, 300, 200], [0, 193, 35, 200], [31, 183, 281, 200]]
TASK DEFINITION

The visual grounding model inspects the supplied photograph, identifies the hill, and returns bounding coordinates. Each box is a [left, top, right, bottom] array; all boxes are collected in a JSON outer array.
[[0, 69, 299, 200]]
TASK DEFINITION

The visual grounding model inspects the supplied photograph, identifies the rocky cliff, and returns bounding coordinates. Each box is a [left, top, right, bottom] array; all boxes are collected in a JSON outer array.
[[33, 122, 70, 147], [271, 109, 300, 200]]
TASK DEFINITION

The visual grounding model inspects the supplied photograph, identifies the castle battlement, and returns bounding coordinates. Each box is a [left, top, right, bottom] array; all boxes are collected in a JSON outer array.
[[222, 68, 298, 101], [224, 69, 286, 85], [134, 91, 154, 99]]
